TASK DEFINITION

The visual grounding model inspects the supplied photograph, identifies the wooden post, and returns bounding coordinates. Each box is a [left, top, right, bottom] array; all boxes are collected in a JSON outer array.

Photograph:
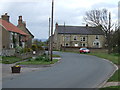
[[50, 0, 54, 61], [48, 18, 50, 56]]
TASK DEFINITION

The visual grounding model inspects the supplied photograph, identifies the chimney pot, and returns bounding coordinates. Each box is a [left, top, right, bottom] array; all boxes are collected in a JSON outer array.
[[5, 13, 8, 15], [56, 22, 58, 29], [19, 16, 22, 20], [1, 13, 9, 22], [86, 24, 88, 27]]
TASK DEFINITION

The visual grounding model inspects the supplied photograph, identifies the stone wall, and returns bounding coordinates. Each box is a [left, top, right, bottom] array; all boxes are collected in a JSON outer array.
[[1, 49, 15, 56], [15, 50, 45, 59], [61, 47, 108, 53]]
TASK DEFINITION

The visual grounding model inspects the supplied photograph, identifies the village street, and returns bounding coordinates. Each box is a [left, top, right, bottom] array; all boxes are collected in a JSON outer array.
[[2, 51, 116, 88]]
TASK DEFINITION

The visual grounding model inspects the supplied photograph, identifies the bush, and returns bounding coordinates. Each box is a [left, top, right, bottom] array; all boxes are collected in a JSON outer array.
[[34, 55, 50, 62], [15, 46, 22, 53], [32, 44, 38, 51], [38, 46, 44, 50]]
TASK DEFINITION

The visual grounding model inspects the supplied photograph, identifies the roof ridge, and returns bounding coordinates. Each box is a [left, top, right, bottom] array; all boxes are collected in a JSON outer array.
[[58, 25, 95, 28], [0, 19, 28, 36]]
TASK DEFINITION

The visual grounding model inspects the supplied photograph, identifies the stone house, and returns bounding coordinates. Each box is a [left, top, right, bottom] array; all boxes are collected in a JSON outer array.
[[17, 16, 34, 48], [53, 23, 106, 50], [0, 13, 33, 55]]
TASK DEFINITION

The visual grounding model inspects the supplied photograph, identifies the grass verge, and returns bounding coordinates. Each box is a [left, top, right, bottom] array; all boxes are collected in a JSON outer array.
[[53, 54, 61, 57], [17, 59, 58, 65], [88, 53, 119, 65], [2, 56, 22, 64]]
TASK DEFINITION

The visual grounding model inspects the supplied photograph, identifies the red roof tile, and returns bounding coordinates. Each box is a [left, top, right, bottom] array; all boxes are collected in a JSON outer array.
[[0, 19, 29, 36]]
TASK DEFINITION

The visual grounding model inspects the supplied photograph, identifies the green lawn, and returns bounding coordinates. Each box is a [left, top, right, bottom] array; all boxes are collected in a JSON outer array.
[[17, 59, 58, 65], [52, 54, 61, 57], [2, 56, 22, 64], [0, 56, 2, 63], [88, 53, 119, 65]]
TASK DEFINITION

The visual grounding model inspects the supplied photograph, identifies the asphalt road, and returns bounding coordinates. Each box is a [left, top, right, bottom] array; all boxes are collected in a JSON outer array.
[[3, 51, 116, 88]]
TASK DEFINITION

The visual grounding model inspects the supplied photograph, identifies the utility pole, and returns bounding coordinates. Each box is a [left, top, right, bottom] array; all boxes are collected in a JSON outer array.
[[48, 18, 50, 56], [108, 12, 111, 54], [64, 22, 65, 51], [50, 0, 54, 61]]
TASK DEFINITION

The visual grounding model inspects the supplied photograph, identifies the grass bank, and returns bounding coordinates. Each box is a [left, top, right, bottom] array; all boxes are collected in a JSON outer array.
[[17, 54, 60, 65], [2, 56, 22, 64], [17, 59, 58, 65], [88, 53, 119, 65], [52, 54, 61, 57]]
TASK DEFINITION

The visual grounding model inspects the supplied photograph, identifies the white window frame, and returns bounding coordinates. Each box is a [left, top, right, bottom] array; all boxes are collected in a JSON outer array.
[[81, 43, 86, 47], [74, 36, 77, 41], [81, 36, 86, 41], [95, 35, 99, 39], [65, 36, 70, 41], [75, 43, 78, 47]]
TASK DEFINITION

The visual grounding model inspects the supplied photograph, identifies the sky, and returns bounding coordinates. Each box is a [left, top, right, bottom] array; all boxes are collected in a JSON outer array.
[[0, 0, 119, 39]]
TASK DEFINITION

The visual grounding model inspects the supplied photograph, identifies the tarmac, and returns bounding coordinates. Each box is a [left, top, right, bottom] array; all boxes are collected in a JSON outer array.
[[1, 57, 120, 88]]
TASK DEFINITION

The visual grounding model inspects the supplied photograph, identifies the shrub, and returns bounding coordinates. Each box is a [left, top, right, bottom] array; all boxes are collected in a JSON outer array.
[[38, 46, 44, 50], [15, 46, 22, 53], [31, 44, 38, 51], [27, 48, 32, 52], [34, 55, 50, 62]]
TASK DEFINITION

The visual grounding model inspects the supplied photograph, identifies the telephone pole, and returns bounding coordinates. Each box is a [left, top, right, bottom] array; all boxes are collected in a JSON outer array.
[[50, 0, 54, 61], [64, 22, 65, 51], [48, 18, 50, 56]]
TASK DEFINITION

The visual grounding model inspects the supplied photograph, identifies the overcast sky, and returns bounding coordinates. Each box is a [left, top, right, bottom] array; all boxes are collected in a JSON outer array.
[[0, 0, 119, 39]]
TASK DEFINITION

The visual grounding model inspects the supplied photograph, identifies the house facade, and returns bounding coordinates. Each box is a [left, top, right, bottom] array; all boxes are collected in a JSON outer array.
[[53, 23, 106, 50], [0, 13, 34, 55], [17, 16, 34, 48]]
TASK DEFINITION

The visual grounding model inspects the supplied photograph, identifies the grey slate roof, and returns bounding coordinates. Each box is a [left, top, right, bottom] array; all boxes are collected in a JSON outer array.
[[57, 25, 104, 35]]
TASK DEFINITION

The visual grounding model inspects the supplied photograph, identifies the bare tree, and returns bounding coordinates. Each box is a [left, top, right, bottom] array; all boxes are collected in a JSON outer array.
[[84, 9, 113, 54]]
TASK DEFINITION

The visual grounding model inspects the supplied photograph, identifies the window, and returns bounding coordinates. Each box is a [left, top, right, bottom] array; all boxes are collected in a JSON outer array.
[[81, 43, 86, 47], [10, 32, 13, 40], [74, 36, 77, 40], [10, 43, 13, 48], [83, 37, 86, 41], [81, 36, 86, 41], [66, 43, 69, 46], [93, 41, 100, 48], [75, 43, 78, 47], [65, 36, 70, 41], [96, 35, 99, 39]]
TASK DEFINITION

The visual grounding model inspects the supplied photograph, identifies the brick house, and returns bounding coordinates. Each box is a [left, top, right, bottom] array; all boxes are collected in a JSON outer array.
[[53, 23, 106, 50], [0, 13, 33, 55]]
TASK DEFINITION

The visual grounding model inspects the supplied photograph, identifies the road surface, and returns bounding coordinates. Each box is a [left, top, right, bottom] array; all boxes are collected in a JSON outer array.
[[3, 51, 116, 88]]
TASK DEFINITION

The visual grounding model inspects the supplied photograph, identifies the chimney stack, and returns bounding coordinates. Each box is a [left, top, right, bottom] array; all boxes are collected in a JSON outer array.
[[86, 24, 88, 27], [18, 16, 23, 26], [1, 13, 10, 22], [56, 22, 58, 29]]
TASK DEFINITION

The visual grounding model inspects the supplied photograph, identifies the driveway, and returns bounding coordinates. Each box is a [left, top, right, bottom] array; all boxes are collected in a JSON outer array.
[[2, 51, 116, 88]]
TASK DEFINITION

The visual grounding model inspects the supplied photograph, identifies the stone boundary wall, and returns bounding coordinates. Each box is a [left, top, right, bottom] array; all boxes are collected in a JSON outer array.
[[61, 47, 108, 53], [1, 49, 15, 56], [15, 50, 45, 59]]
